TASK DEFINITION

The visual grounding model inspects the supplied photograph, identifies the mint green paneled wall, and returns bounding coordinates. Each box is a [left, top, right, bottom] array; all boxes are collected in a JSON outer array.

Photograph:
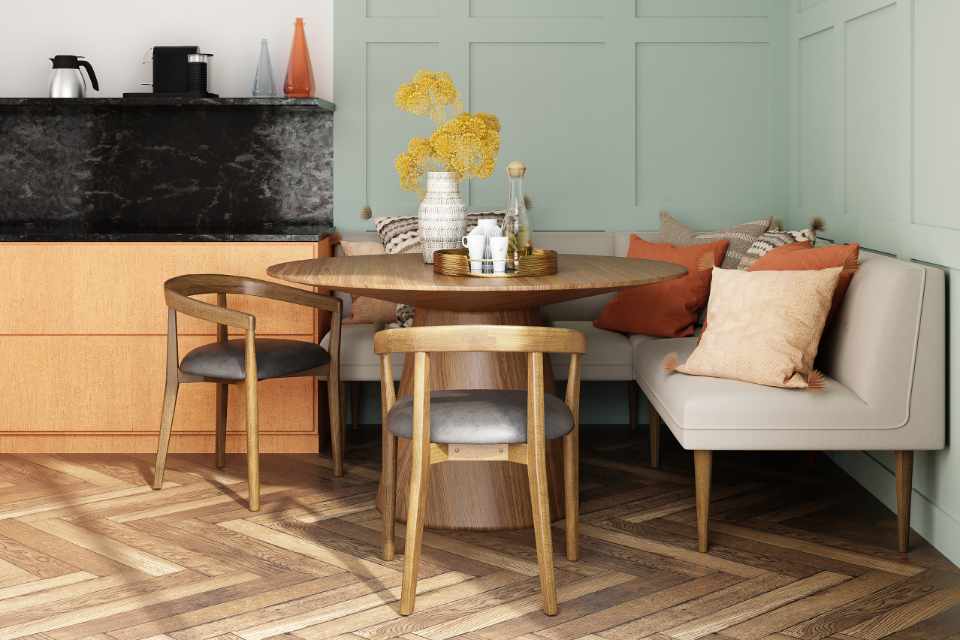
[[334, 0, 789, 231], [787, 0, 959, 564]]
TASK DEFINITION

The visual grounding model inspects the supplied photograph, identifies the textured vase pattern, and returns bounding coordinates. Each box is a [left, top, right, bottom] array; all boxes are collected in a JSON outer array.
[[418, 172, 466, 263]]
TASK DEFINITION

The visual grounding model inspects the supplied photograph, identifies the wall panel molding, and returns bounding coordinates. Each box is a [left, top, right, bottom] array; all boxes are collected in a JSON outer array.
[[788, 0, 960, 566], [335, 0, 788, 232]]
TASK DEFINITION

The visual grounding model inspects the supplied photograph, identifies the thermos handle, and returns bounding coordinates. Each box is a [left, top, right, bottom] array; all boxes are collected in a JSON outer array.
[[78, 60, 99, 92]]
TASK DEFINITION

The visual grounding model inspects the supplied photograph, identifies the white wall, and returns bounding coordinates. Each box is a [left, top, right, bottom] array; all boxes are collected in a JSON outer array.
[[788, 0, 960, 565], [0, 0, 333, 100]]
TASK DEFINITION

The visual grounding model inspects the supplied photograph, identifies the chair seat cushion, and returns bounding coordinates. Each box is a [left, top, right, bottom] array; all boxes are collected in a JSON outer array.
[[387, 389, 574, 444], [550, 321, 641, 381], [180, 338, 330, 381]]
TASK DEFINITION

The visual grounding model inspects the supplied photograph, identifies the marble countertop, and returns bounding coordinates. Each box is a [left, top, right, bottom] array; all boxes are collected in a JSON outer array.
[[0, 97, 335, 110], [0, 226, 335, 242]]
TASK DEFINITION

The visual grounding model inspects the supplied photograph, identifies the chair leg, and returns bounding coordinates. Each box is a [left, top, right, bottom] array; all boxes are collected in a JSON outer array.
[[399, 435, 431, 615], [648, 400, 661, 469], [317, 380, 329, 454], [215, 383, 228, 469], [896, 451, 914, 553], [528, 437, 559, 616], [694, 450, 712, 553], [382, 427, 397, 561], [329, 380, 344, 477], [627, 381, 639, 431], [351, 381, 362, 430], [563, 429, 579, 562], [153, 375, 180, 490], [245, 380, 261, 512]]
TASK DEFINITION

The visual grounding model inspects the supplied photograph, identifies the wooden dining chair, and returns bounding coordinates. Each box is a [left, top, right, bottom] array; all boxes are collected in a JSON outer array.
[[153, 274, 343, 512], [375, 325, 585, 616]]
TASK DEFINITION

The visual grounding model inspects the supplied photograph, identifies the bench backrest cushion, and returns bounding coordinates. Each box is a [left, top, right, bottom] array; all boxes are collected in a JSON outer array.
[[818, 251, 945, 433]]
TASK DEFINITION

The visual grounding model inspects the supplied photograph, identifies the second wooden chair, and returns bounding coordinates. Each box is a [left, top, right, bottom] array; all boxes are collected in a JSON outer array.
[[154, 274, 344, 511]]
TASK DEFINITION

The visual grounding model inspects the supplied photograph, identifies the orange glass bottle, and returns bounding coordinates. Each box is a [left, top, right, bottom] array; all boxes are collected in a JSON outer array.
[[284, 17, 314, 98]]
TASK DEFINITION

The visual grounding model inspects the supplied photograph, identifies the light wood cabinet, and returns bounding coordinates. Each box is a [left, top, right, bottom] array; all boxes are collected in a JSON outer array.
[[0, 242, 325, 453]]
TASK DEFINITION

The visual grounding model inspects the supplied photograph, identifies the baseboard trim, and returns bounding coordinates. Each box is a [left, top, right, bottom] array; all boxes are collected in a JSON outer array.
[[0, 433, 318, 453], [830, 451, 960, 565]]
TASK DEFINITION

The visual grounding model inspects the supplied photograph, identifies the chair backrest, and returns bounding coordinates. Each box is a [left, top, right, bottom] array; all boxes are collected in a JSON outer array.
[[818, 251, 945, 434], [373, 325, 586, 356], [164, 274, 341, 332]]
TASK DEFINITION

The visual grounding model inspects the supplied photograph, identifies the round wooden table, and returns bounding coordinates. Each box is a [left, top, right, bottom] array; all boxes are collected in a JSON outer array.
[[268, 252, 685, 530]]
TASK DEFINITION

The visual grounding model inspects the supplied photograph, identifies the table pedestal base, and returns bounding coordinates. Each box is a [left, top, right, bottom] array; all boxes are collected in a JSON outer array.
[[376, 306, 564, 530]]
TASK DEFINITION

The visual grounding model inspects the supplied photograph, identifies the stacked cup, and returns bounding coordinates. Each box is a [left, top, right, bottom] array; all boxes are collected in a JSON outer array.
[[461, 218, 508, 274]]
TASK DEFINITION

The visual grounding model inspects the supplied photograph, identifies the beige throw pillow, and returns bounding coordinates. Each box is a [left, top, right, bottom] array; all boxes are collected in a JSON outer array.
[[671, 267, 842, 389], [659, 211, 772, 270], [340, 240, 398, 325]]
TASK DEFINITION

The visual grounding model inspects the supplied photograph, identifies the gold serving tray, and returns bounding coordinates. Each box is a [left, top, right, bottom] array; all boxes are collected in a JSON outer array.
[[433, 248, 558, 278]]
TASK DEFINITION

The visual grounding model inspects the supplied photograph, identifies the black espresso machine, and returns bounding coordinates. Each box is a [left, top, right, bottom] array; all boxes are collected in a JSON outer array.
[[124, 46, 217, 98]]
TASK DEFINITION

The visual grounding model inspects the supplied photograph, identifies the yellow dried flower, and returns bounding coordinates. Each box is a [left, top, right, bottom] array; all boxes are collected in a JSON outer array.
[[395, 137, 435, 193], [429, 112, 501, 182], [394, 70, 463, 124]]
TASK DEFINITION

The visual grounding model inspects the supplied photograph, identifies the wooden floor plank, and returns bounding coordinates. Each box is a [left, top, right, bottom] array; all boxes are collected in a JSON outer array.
[[35, 519, 184, 577], [663, 572, 850, 640], [219, 519, 397, 579], [720, 572, 903, 640], [699, 521, 924, 577], [235, 572, 469, 640], [0, 572, 255, 640], [579, 524, 766, 579], [841, 588, 960, 640]]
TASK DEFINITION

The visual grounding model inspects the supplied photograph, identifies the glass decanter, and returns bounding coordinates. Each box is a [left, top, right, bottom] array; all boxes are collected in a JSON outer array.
[[504, 161, 532, 269]]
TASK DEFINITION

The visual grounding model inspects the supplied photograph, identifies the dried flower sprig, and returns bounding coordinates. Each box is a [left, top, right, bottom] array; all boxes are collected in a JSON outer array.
[[394, 70, 463, 125], [394, 70, 501, 193]]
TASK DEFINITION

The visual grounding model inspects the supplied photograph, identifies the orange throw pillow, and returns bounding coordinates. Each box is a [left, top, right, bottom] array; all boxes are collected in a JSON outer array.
[[748, 242, 860, 321], [594, 236, 728, 337]]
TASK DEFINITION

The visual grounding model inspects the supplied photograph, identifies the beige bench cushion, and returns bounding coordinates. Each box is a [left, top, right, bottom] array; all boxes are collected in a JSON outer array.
[[635, 337, 942, 451], [550, 321, 650, 381]]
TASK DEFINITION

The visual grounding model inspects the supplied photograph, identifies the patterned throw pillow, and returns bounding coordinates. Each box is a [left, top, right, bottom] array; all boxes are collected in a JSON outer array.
[[737, 218, 825, 269], [374, 211, 507, 327], [658, 211, 772, 270], [374, 211, 507, 255]]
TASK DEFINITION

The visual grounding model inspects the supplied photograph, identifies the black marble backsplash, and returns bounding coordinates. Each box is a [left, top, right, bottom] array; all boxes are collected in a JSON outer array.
[[0, 98, 334, 241]]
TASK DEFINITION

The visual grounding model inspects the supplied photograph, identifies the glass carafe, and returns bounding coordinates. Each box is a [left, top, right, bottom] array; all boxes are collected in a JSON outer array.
[[504, 161, 532, 268]]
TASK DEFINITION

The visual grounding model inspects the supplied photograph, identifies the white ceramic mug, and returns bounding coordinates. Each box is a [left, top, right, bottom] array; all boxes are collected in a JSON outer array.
[[462, 234, 486, 273], [489, 236, 509, 274]]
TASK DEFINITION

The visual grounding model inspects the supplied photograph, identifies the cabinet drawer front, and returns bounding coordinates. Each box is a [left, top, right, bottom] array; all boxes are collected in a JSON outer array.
[[0, 336, 316, 433], [0, 243, 319, 335]]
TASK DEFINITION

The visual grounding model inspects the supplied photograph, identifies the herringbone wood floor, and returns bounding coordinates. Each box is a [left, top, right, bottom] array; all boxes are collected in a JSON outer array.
[[0, 425, 957, 640]]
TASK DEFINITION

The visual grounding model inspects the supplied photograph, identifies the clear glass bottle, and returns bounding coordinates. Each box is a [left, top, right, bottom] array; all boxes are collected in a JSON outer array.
[[252, 38, 278, 97], [504, 161, 532, 268]]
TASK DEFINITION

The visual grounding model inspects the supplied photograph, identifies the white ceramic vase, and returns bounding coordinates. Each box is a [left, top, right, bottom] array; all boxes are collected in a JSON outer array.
[[418, 171, 466, 263]]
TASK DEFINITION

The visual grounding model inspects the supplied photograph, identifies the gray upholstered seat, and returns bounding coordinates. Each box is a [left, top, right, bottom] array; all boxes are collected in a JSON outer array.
[[180, 338, 330, 381], [386, 389, 574, 444]]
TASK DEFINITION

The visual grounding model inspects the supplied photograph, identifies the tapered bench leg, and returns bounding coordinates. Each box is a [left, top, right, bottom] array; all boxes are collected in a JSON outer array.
[[694, 450, 712, 553], [896, 450, 914, 553], [648, 400, 661, 469], [627, 382, 639, 431]]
